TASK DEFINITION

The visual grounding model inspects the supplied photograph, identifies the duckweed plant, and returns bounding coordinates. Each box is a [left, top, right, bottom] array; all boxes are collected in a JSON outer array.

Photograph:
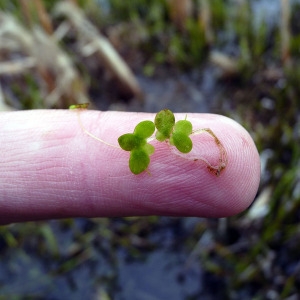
[[118, 120, 155, 174], [70, 105, 227, 176]]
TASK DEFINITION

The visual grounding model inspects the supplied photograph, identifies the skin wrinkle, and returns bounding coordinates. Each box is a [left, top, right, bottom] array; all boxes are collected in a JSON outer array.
[[133, 161, 220, 215], [151, 143, 224, 190], [49, 117, 108, 212], [63, 132, 93, 202], [141, 158, 231, 215], [0, 110, 260, 223], [143, 175, 222, 217], [2, 113, 81, 211], [85, 146, 123, 212], [226, 154, 257, 212]]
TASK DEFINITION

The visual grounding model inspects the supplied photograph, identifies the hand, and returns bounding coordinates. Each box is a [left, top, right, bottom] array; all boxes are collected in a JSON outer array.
[[0, 110, 260, 224]]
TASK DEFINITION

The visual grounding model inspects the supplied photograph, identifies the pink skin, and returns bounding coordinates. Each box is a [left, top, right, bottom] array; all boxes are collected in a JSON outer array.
[[0, 110, 260, 224]]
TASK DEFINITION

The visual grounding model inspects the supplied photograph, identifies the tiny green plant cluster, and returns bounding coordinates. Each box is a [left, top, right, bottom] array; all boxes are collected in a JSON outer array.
[[118, 121, 155, 174], [155, 110, 193, 153], [70, 104, 227, 176], [118, 109, 193, 174]]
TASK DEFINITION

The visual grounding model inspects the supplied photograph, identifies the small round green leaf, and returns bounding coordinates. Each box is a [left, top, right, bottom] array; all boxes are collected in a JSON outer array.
[[129, 149, 150, 174], [118, 134, 145, 151], [174, 120, 192, 135], [143, 143, 155, 155], [170, 132, 193, 153], [155, 131, 167, 142], [154, 109, 175, 139], [134, 120, 155, 138]]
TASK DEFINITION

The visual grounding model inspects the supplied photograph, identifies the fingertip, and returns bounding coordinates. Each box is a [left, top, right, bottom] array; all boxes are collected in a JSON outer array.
[[143, 114, 261, 218], [216, 115, 261, 215], [196, 115, 261, 216]]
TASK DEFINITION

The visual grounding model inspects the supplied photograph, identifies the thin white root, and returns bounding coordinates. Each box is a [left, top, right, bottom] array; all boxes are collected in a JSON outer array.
[[192, 127, 228, 176], [75, 109, 120, 149]]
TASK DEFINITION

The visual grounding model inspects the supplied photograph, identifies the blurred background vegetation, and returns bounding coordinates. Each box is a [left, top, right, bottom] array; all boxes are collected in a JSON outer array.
[[0, 0, 300, 299]]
